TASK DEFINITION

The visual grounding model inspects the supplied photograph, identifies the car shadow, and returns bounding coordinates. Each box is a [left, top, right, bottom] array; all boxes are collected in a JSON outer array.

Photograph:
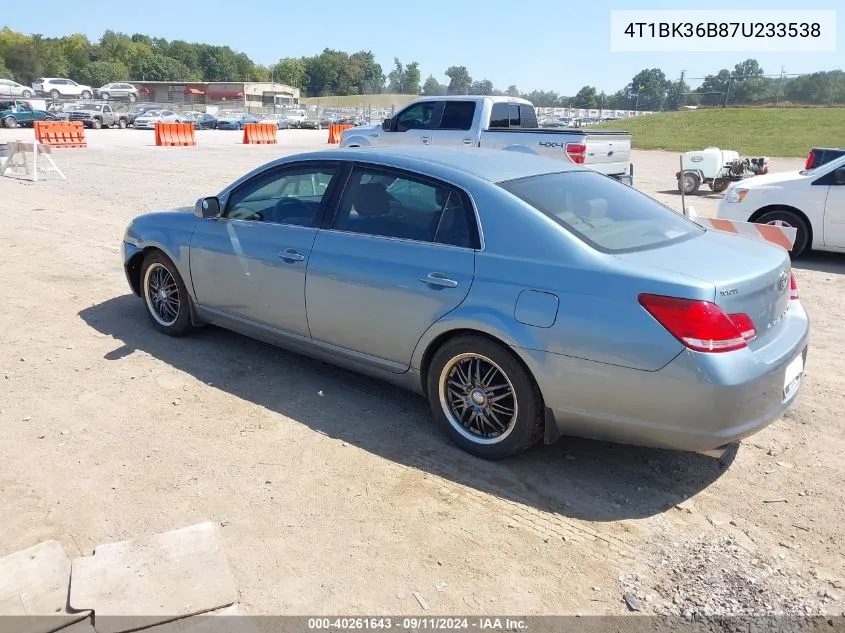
[[78, 295, 735, 523], [655, 189, 724, 199], [792, 251, 845, 275]]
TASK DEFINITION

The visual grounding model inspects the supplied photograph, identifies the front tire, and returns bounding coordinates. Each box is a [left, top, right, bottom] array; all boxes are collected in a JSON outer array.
[[81, 90, 92, 99], [22, 89, 32, 98], [426, 335, 544, 460], [141, 252, 193, 336], [117, 118, 127, 129], [100, 92, 110, 100], [755, 209, 810, 258], [49, 89, 60, 99], [91, 118, 102, 129]]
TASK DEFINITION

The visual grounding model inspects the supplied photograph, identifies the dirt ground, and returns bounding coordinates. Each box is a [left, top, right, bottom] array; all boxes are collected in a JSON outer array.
[[1, 128, 843, 617]]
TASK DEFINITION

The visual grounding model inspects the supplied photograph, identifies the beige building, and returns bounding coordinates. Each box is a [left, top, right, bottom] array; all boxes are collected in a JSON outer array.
[[130, 81, 300, 108]]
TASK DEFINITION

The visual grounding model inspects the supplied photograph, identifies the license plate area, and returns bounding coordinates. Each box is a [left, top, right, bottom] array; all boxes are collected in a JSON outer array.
[[783, 353, 804, 401]]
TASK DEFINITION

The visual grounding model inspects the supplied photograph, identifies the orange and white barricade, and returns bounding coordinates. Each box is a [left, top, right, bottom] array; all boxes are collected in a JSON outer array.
[[687, 208, 796, 251]]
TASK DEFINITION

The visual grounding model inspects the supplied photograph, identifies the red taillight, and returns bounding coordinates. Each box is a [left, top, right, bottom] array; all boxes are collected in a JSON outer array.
[[790, 272, 799, 300], [805, 150, 815, 170], [565, 142, 586, 165], [638, 294, 756, 353]]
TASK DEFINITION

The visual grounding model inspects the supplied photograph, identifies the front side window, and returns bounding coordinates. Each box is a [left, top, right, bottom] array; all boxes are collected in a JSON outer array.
[[499, 171, 703, 253], [332, 166, 475, 247], [226, 164, 338, 227], [395, 102, 437, 132]]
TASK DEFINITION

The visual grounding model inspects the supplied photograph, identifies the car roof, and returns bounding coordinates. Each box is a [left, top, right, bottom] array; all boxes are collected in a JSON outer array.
[[275, 146, 581, 184]]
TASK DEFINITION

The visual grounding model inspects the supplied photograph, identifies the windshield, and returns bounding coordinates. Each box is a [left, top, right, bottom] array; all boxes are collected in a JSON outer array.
[[143, 110, 163, 117], [78, 104, 102, 111], [499, 171, 704, 253]]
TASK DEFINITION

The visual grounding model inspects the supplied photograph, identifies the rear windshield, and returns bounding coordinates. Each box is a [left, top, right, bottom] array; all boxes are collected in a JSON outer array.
[[498, 171, 703, 253]]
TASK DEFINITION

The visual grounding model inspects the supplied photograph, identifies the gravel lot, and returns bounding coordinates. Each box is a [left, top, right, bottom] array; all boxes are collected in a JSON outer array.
[[1, 128, 844, 617]]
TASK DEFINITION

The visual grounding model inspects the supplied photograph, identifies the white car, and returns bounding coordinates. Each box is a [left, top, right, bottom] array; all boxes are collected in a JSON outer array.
[[717, 154, 845, 257], [0, 78, 34, 98], [132, 109, 180, 129], [32, 78, 93, 100]]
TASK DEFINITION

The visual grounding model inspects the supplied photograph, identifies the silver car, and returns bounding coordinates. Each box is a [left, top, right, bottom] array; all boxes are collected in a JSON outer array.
[[0, 78, 34, 98], [94, 83, 139, 102], [121, 147, 809, 460]]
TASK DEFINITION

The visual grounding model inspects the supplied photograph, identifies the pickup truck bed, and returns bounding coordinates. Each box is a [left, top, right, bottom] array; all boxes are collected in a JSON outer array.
[[482, 128, 632, 181], [805, 147, 845, 170]]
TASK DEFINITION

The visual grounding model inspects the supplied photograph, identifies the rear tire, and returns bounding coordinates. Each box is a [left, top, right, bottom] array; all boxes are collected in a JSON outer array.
[[4, 116, 18, 128], [117, 118, 127, 129], [101, 92, 110, 100], [129, 93, 137, 103], [426, 335, 544, 460], [49, 89, 60, 99], [81, 90, 92, 100], [711, 179, 730, 193], [755, 209, 810, 258], [22, 89, 32, 98], [141, 251, 194, 337], [679, 171, 701, 195]]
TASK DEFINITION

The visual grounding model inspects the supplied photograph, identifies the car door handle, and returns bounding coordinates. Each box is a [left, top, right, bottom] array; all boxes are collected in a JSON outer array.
[[419, 273, 458, 288], [421, 136, 431, 144], [278, 249, 305, 262]]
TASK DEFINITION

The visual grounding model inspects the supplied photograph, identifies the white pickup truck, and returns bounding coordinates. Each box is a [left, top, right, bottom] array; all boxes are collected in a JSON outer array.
[[340, 95, 634, 184]]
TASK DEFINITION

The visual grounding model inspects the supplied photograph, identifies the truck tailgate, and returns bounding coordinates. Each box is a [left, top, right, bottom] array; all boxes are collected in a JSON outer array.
[[585, 133, 630, 175]]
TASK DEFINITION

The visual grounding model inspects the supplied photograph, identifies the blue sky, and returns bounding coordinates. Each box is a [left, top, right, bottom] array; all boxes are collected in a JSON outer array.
[[5, 0, 843, 94]]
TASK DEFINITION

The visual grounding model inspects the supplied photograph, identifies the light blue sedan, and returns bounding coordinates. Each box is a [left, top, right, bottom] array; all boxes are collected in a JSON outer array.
[[122, 147, 809, 460]]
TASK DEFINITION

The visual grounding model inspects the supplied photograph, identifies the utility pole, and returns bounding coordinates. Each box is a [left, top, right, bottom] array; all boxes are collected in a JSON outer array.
[[723, 77, 732, 108], [677, 70, 685, 109], [775, 65, 785, 105]]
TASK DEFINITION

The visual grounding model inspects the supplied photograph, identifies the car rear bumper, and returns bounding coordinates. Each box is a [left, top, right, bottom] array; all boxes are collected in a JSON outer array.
[[521, 300, 810, 454]]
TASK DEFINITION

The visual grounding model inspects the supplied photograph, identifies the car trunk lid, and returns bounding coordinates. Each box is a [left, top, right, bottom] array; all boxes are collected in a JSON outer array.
[[583, 132, 631, 175], [616, 228, 793, 349]]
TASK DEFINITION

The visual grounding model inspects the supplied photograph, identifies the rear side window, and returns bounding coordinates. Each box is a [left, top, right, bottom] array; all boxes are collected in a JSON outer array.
[[499, 171, 703, 253], [489, 103, 509, 128], [438, 101, 475, 130]]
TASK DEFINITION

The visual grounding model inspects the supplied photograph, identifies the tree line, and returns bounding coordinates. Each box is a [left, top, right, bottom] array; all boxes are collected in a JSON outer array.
[[1, 27, 842, 108]]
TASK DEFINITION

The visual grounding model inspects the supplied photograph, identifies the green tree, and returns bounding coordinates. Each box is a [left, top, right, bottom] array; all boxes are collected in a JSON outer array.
[[469, 79, 494, 95], [78, 60, 129, 87], [198, 45, 239, 82], [387, 58, 404, 92], [445, 65, 471, 95], [505, 84, 520, 97], [272, 57, 306, 88], [3, 40, 40, 84], [61, 33, 92, 77], [729, 58, 769, 104], [403, 61, 420, 94], [33, 37, 70, 77], [573, 85, 598, 108], [629, 68, 671, 110], [133, 54, 191, 81], [421, 75, 445, 96], [697, 69, 731, 106], [0, 55, 12, 79], [350, 51, 383, 94]]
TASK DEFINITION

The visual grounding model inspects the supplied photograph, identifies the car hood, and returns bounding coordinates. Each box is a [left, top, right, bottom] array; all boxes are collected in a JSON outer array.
[[730, 170, 807, 189]]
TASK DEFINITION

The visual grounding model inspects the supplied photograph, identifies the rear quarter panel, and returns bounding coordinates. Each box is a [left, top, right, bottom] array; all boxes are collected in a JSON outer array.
[[411, 183, 695, 373]]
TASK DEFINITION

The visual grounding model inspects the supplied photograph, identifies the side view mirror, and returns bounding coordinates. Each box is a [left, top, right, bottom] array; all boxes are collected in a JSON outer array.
[[195, 196, 221, 219], [834, 167, 845, 185], [382, 118, 392, 132]]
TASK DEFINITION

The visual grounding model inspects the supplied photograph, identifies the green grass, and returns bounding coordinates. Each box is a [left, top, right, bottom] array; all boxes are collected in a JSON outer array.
[[590, 107, 845, 157], [299, 93, 417, 109]]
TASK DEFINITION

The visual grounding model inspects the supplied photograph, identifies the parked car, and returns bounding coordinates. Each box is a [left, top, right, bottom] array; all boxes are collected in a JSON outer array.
[[299, 116, 326, 130], [180, 112, 218, 129], [121, 146, 808, 461], [283, 110, 307, 128], [804, 147, 845, 170], [717, 153, 845, 258], [128, 106, 158, 126], [67, 102, 130, 129], [94, 83, 139, 102], [259, 113, 291, 129], [132, 109, 180, 129], [340, 96, 634, 185], [32, 78, 93, 100], [216, 113, 259, 130], [0, 78, 35, 98], [0, 100, 58, 128]]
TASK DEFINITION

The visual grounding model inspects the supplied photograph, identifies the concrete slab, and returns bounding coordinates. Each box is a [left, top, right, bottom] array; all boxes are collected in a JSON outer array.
[[54, 618, 97, 633], [69, 522, 237, 633], [0, 540, 89, 633], [135, 604, 264, 633]]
